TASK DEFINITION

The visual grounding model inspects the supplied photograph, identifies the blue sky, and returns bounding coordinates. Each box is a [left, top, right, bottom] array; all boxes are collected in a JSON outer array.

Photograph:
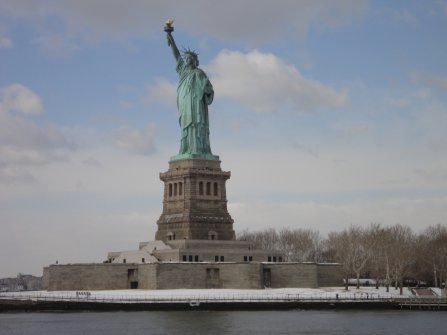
[[0, 0, 446, 277]]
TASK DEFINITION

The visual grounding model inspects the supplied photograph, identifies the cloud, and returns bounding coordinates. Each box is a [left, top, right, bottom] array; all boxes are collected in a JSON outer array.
[[0, 84, 73, 183], [33, 33, 80, 58], [414, 167, 447, 184], [0, 205, 158, 277], [0, 83, 43, 115], [0, 36, 13, 48], [208, 50, 348, 113], [0, 0, 368, 45], [82, 156, 102, 168], [110, 123, 157, 155], [0, 22, 13, 49], [290, 142, 319, 158], [395, 8, 420, 25], [332, 121, 373, 135], [389, 97, 410, 107], [119, 101, 134, 110], [145, 50, 349, 114], [142, 78, 176, 106], [0, 166, 36, 184], [230, 197, 447, 235], [172, 0, 368, 42], [409, 71, 447, 91], [414, 88, 431, 100]]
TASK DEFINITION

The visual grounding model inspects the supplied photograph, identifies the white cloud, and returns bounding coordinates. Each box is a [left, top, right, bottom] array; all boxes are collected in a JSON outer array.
[[33, 33, 80, 57], [412, 101, 447, 153], [414, 167, 447, 184], [414, 88, 431, 100], [290, 142, 319, 158], [143, 78, 176, 106], [0, 145, 64, 166], [110, 123, 157, 155], [0, 165, 35, 184], [145, 50, 349, 113], [172, 0, 368, 42], [230, 197, 447, 236], [389, 97, 410, 107], [0, 83, 43, 115], [220, 129, 447, 202], [395, 8, 420, 25], [332, 121, 373, 134], [409, 71, 447, 91], [119, 101, 134, 110], [0, 206, 158, 277], [0, 0, 368, 45], [82, 156, 102, 168], [0, 84, 73, 183], [0, 36, 13, 48], [208, 50, 348, 113], [0, 22, 13, 49], [0, 112, 71, 161]]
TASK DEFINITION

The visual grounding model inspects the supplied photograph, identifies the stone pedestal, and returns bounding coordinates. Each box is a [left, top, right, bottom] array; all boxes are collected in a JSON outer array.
[[155, 159, 235, 242]]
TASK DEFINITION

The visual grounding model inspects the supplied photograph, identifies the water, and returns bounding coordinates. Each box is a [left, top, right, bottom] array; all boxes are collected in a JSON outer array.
[[0, 310, 446, 335]]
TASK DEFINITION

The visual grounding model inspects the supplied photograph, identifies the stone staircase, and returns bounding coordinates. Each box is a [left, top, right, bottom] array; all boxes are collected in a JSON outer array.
[[412, 288, 436, 296]]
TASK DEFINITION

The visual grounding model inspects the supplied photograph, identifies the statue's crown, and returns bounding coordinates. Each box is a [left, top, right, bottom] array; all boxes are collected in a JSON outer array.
[[182, 47, 199, 59]]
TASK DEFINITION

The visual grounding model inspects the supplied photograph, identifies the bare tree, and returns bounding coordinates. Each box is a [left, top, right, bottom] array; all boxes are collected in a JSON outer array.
[[327, 230, 352, 290], [388, 224, 416, 295], [238, 223, 446, 293], [237, 228, 279, 251], [277, 228, 322, 262], [367, 223, 387, 289], [420, 224, 447, 291], [350, 226, 373, 289]]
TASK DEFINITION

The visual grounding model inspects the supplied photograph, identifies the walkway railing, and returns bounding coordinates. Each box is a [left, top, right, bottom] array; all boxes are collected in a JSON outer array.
[[2, 291, 446, 305]]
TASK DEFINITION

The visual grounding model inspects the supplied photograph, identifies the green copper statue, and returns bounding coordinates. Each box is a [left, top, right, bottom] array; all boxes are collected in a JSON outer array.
[[165, 20, 219, 161]]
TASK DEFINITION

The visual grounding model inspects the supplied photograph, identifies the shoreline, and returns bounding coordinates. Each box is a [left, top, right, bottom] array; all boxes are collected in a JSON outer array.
[[1, 288, 446, 312], [0, 299, 403, 312], [2, 298, 446, 312]]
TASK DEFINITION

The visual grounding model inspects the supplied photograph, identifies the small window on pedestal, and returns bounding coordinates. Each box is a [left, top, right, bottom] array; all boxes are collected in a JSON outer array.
[[206, 182, 211, 195], [213, 182, 218, 196]]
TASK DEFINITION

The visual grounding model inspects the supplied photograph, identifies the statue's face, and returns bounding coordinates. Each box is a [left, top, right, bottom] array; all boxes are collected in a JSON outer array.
[[185, 54, 197, 67]]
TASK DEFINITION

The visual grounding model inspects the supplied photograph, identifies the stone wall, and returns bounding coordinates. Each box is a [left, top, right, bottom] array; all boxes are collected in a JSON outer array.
[[218, 263, 263, 289], [317, 263, 343, 287], [137, 264, 158, 290], [43, 262, 342, 291], [154, 240, 283, 263], [43, 264, 138, 291], [154, 263, 263, 289], [152, 249, 180, 262], [265, 263, 318, 288]]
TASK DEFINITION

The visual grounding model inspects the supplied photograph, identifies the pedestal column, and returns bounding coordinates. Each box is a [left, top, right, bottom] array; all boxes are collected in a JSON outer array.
[[155, 159, 235, 242]]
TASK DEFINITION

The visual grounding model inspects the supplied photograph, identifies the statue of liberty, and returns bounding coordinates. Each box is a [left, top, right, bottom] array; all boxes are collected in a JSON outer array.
[[165, 20, 218, 161]]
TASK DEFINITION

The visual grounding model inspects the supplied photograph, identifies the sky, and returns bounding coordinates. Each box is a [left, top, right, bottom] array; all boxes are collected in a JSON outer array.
[[0, 0, 446, 278]]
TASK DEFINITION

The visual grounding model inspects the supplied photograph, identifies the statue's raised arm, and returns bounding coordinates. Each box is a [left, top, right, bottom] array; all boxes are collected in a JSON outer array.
[[163, 20, 218, 162], [165, 19, 180, 62]]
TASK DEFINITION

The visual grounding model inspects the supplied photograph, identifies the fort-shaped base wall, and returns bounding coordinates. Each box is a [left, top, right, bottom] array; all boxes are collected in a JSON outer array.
[[42, 262, 342, 291]]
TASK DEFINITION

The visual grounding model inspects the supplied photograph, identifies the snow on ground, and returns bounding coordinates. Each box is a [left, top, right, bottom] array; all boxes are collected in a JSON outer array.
[[0, 287, 418, 303], [431, 288, 446, 297]]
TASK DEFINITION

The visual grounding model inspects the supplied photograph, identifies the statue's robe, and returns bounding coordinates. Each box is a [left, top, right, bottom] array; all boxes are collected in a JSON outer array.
[[176, 58, 214, 155]]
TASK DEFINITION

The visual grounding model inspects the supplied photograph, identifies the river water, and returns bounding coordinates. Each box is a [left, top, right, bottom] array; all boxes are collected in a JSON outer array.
[[0, 310, 445, 335]]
